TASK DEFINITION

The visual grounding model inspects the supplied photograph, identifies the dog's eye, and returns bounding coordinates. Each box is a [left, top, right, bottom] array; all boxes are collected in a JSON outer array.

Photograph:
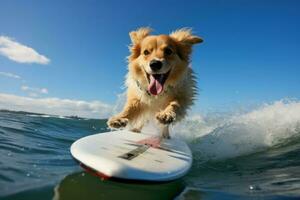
[[143, 50, 150, 55], [164, 47, 173, 56]]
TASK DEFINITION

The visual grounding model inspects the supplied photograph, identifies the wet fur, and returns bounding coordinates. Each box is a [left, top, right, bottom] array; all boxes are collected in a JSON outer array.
[[107, 27, 202, 138]]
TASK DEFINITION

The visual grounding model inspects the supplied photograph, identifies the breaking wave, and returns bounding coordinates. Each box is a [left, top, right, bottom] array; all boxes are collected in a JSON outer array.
[[173, 100, 300, 160]]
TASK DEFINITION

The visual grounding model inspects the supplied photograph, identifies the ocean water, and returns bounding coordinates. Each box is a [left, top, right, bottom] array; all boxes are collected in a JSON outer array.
[[1, 100, 300, 200]]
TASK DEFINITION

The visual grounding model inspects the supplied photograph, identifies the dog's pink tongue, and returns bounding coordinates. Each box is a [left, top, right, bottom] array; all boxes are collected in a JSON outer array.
[[148, 75, 163, 95]]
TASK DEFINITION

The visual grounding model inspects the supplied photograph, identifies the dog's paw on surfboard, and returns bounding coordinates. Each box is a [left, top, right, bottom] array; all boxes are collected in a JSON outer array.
[[107, 117, 128, 128], [156, 111, 176, 124]]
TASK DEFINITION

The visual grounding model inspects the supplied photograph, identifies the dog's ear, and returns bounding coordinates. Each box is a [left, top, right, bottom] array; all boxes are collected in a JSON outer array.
[[128, 27, 152, 61], [170, 28, 203, 61], [129, 27, 152, 45], [170, 28, 203, 45]]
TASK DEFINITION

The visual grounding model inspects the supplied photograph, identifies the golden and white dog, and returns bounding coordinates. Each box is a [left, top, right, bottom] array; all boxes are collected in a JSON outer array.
[[107, 27, 202, 138]]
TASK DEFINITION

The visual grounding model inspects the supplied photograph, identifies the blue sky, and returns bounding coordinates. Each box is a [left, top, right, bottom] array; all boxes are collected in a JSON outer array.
[[0, 0, 300, 117]]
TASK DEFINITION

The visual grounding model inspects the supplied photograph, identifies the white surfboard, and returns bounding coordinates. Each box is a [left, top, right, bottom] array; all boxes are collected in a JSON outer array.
[[70, 130, 192, 182]]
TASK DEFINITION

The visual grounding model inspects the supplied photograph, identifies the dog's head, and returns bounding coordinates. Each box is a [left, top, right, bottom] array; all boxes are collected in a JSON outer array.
[[128, 27, 203, 95]]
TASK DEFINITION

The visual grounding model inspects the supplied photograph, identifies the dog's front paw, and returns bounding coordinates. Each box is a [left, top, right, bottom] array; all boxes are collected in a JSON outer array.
[[156, 111, 176, 124], [107, 117, 128, 129]]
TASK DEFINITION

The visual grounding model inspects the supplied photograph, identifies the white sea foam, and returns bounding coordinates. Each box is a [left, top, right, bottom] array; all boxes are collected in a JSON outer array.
[[27, 114, 52, 118], [172, 100, 300, 160], [27, 114, 71, 119]]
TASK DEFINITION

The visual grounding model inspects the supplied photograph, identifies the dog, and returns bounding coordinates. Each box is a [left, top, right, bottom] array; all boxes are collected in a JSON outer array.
[[107, 27, 202, 138]]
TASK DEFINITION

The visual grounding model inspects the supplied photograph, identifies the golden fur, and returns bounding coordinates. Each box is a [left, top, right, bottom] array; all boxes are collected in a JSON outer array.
[[107, 27, 203, 138]]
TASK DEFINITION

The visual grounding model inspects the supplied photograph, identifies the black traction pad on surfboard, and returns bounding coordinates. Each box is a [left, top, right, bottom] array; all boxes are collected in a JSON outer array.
[[118, 145, 150, 160]]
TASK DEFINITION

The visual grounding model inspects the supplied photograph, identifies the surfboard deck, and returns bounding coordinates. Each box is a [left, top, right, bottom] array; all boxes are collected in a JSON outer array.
[[70, 130, 192, 182]]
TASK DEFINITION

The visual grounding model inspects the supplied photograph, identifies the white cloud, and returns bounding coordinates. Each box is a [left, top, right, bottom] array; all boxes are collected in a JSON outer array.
[[0, 36, 50, 64], [0, 71, 21, 79], [21, 85, 49, 96], [28, 92, 38, 98], [0, 93, 113, 119], [40, 88, 48, 94]]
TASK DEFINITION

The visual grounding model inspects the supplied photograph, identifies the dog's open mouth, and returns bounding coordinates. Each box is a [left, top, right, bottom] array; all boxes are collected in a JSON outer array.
[[146, 70, 170, 95]]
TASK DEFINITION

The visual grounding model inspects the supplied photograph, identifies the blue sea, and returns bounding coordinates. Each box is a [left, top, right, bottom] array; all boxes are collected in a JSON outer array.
[[1, 100, 300, 200]]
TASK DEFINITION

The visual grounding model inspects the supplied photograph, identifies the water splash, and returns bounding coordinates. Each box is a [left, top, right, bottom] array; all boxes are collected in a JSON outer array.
[[172, 100, 300, 160]]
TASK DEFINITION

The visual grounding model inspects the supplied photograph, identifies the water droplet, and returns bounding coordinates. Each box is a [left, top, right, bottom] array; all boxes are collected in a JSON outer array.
[[249, 185, 261, 191]]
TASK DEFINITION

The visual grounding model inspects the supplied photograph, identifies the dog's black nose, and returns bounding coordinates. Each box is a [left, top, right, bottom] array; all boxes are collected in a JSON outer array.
[[149, 60, 162, 71]]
